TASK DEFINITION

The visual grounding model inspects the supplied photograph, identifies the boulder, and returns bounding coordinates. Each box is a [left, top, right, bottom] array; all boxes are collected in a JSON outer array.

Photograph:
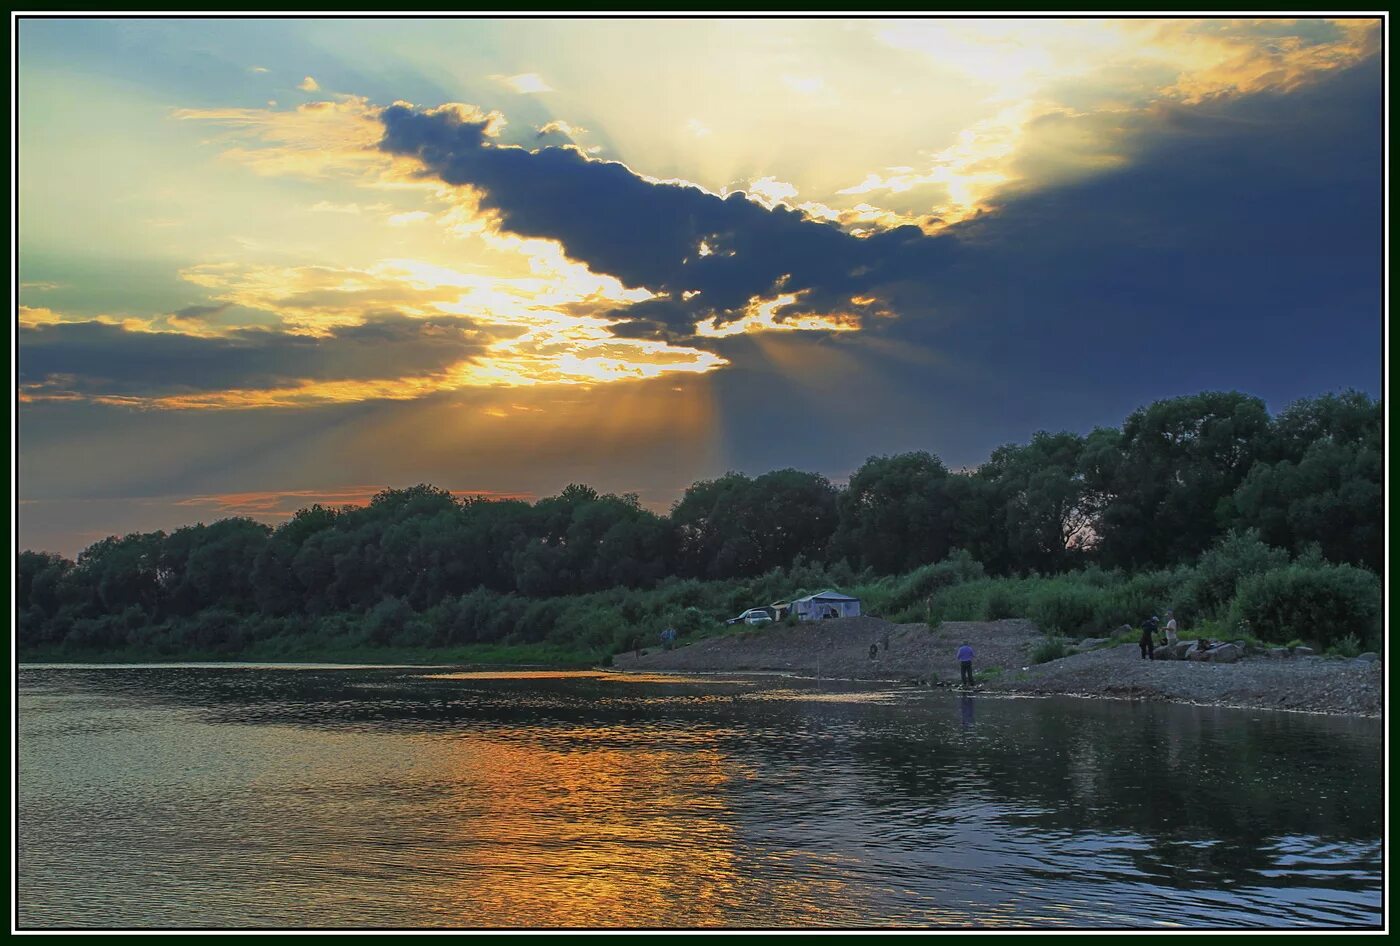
[[1171, 641, 1192, 659], [1079, 637, 1109, 649], [1356, 652, 1380, 663], [1293, 646, 1315, 657], [1206, 643, 1243, 664], [1267, 647, 1289, 658]]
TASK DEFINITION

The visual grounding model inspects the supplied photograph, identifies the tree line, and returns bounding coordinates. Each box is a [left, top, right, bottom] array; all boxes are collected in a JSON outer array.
[[17, 389, 1381, 653]]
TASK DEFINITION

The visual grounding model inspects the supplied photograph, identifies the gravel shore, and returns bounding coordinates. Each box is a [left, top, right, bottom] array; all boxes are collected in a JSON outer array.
[[615, 616, 1383, 718]]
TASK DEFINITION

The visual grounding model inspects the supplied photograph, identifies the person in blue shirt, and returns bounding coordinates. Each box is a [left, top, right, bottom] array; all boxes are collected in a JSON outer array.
[[957, 643, 975, 686]]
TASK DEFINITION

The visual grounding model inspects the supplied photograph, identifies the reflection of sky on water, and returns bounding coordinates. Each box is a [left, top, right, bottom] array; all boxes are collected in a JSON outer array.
[[17, 668, 1382, 929]]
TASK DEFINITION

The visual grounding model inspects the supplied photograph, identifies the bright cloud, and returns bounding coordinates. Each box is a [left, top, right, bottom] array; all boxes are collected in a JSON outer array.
[[495, 72, 552, 93], [858, 17, 1380, 225]]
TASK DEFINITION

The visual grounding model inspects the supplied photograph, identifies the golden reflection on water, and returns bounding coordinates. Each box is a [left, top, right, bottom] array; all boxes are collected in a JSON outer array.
[[413, 731, 844, 927]]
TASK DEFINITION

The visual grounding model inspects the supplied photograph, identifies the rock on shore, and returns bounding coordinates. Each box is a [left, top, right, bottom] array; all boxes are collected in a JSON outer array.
[[998, 642, 1382, 717], [614, 616, 1383, 718]]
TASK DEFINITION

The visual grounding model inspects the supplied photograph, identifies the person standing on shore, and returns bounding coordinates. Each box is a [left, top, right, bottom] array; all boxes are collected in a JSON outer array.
[[957, 642, 975, 686], [1164, 610, 1178, 648], [1140, 616, 1159, 660]]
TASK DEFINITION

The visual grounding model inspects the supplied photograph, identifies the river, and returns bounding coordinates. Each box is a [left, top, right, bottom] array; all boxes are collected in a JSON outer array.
[[16, 665, 1384, 929]]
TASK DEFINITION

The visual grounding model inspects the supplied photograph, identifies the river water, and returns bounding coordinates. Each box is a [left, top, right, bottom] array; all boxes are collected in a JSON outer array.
[[16, 665, 1384, 929]]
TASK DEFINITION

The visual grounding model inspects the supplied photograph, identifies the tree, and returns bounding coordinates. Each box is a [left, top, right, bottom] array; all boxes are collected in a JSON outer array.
[[971, 432, 1098, 574], [1093, 392, 1271, 568], [1229, 392, 1381, 570], [834, 452, 954, 574], [672, 469, 838, 579]]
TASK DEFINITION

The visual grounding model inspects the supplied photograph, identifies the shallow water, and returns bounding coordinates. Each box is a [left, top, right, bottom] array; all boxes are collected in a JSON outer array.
[[17, 665, 1383, 929]]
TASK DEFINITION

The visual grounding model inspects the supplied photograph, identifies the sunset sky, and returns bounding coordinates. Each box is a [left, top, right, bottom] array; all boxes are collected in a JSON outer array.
[[16, 17, 1384, 556]]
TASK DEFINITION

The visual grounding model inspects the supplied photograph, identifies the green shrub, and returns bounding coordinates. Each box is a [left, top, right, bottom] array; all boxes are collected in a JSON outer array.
[[1027, 584, 1098, 636], [1179, 530, 1290, 621], [867, 550, 986, 616], [927, 581, 995, 624], [1031, 636, 1071, 664], [983, 582, 1027, 620], [1228, 562, 1380, 648], [1327, 633, 1363, 658]]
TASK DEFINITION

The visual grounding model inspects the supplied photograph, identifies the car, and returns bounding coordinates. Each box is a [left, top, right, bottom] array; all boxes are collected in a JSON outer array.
[[726, 608, 774, 626]]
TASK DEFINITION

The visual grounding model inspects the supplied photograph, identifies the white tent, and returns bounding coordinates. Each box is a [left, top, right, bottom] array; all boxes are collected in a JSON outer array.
[[791, 590, 861, 622]]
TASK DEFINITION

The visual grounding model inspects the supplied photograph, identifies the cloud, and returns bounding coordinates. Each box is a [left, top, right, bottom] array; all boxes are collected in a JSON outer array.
[[537, 119, 584, 138], [379, 102, 959, 337], [19, 306, 63, 328], [249, 65, 269, 74], [684, 118, 711, 138], [494, 73, 552, 94], [173, 96, 395, 181], [387, 210, 432, 226], [171, 303, 231, 321], [298, 75, 320, 91], [18, 313, 507, 407], [740, 176, 799, 209], [309, 200, 364, 214], [855, 17, 1382, 225]]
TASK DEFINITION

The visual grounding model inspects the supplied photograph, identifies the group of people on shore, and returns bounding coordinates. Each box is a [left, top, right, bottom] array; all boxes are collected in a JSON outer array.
[[1138, 610, 1180, 660]]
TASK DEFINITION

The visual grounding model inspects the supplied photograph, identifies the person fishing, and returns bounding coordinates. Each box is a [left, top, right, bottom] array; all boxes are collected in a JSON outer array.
[[1140, 615, 1159, 660], [957, 642, 975, 686]]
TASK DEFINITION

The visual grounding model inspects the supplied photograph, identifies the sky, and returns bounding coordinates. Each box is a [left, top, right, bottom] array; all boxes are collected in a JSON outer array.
[[16, 16, 1385, 557]]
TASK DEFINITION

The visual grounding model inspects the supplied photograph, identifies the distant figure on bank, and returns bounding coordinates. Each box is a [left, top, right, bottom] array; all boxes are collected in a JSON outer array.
[[882, 631, 890, 652], [1164, 610, 1178, 648], [660, 627, 677, 651], [632, 636, 642, 659], [1140, 616, 1159, 660], [957, 642, 975, 686], [869, 642, 879, 660]]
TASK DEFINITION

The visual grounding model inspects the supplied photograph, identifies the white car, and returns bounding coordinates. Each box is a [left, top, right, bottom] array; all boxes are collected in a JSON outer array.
[[727, 608, 774, 626]]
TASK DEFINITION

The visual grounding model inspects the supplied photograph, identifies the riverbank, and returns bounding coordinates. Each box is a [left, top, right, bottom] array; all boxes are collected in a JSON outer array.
[[16, 640, 600, 668], [613, 616, 1384, 718]]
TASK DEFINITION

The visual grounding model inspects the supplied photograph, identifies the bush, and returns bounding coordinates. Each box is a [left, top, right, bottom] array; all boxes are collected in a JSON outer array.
[[983, 582, 1027, 620], [1327, 633, 1363, 658], [1228, 562, 1380, 648], [1180, 530, 1289, 621], [1027, 584, 1099, 636], [365, 597, 412, 645], [1031, 636, 1070, 664]]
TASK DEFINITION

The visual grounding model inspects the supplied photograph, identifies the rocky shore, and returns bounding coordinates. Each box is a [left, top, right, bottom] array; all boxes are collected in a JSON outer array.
[[614, 616, 1383, 718]]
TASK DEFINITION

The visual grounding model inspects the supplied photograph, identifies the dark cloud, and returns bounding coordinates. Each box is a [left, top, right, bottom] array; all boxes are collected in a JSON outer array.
[[19, 313, 507, 399], [862, 56, 1383, 435], [386, 57, 1386, 483], [379, 104, 959, 335]]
